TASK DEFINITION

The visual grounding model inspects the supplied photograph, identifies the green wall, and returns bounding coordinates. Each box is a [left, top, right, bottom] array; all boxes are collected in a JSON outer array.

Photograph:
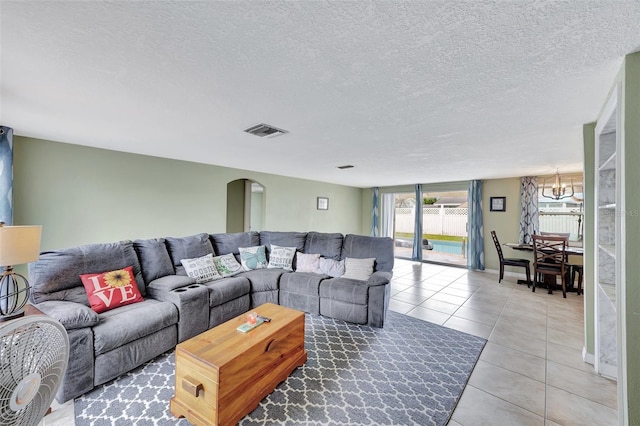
[[582, 122, 596, 357], [482, 178, 527, 272], [226, 179, 245, 233], [623, 52, 640, 425], [13, 137, 363, 251]]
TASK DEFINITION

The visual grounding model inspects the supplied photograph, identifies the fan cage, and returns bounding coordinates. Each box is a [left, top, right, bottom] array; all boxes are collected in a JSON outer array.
[[0, 316, 69, 426]]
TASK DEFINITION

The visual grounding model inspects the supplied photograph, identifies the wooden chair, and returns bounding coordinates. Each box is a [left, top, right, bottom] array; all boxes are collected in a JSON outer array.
[[532, 234, 568, 298], [490, 231, 531, 286]]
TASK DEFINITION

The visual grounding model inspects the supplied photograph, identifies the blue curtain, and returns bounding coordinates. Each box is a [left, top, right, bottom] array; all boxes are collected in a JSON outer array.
[[0, 126, 13, 225], [412, 184, 423, 261], [519, 176, 539, 244], [370, 187, 379, 237], [467, 180, 484, 270]]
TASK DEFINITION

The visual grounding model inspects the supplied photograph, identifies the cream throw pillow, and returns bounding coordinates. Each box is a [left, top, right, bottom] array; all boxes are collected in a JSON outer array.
[[212, 253, 243, 277], [314, 257, 345, 277], [341, 257, 375, 281], [267, 245, 296, 271], [180, 253, 222, 283], [295, 252, 321, 273]]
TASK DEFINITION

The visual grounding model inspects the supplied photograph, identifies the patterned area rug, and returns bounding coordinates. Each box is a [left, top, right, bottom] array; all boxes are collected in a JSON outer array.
[[75, 311, 486, 426]]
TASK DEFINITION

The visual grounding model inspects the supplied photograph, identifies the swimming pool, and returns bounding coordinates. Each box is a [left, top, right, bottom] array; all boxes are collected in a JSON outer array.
[[429, 239, 464, 255]]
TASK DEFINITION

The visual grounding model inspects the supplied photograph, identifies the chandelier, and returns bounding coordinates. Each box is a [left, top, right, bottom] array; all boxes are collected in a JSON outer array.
[[541, 170, 575, 200]]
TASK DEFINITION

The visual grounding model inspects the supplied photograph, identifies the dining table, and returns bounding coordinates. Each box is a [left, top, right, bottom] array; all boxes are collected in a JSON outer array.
[[504, 242, 583, 291]]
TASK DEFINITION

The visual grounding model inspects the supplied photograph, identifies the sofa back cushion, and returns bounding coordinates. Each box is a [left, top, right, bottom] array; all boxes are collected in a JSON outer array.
[[28, 240, 145, 305], [259, 231, 307, 257], [134, 238, 174, 283], [304, 232, 343, 260], [340, 234, 394, 273], [209, 232, 259, 258], [165, 233, 214, 276]]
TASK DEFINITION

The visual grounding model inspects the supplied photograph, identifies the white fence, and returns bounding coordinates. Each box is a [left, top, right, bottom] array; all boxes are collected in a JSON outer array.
[[539, 212, 583, 236], [395, 206, 468, 236], [395, 207, 583, 238]]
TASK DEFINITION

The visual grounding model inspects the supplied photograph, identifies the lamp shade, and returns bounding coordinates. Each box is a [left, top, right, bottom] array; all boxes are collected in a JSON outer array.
[[0, 226, 42, 266]]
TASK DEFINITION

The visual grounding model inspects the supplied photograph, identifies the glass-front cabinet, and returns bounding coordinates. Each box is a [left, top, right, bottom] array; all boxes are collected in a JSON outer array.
[[594, 84, 621, 381]]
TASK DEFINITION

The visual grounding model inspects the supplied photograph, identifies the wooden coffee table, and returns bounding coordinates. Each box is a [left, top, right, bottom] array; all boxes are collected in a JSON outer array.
[[170, 303, 307, 426]]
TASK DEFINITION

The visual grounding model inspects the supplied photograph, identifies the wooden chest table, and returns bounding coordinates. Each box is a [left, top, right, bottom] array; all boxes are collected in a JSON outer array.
[[170, 303, 307, 425]]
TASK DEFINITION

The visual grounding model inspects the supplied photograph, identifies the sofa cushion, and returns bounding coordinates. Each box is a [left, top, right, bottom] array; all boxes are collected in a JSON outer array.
[[181, 253, 222, 283], [239, 245, 268, 270], [212, 253, 243, 277], [295, 252, 320, 273], [259, 231, 307, 257], [35, 300, 100, 330], [280, 272, 323, 297], [314, 258, 345, 277], [28, 240, 145, 305], [209, 232, 259, 256], [240, 269, 284, 293], [304, 232, 343, 260], [165, 233, 214, 276], [80, 266, 145, 313], [203, 276, 251, 308], [267, 245, 296, 271], [319, 277, 369, 305], [342, 257, 375, 281], [92, 298, 178, 356], [341, 234, 395, 273], [134, 238, 174, 283]]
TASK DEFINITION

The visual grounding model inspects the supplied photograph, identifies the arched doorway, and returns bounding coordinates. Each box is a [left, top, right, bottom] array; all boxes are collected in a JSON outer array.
[[226, 179, 265, 233]]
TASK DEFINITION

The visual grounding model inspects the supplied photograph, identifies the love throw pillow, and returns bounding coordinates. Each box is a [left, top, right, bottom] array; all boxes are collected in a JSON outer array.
[[80, 266, 144, 313]]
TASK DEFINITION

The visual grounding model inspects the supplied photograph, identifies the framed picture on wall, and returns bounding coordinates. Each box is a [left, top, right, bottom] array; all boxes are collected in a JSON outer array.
[[317, 197, 329, 210], [490, 196, 506, 212]]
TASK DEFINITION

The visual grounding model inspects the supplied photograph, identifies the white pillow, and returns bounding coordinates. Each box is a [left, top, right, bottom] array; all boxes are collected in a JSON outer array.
[[239, 245, 268, 271], [267, 245, 296, 271], [180, 253, 222, 283], [341, 257, 375, 281], [314, 257, 345, 278], [296, 252, 320, 273], [212, 253, 243, 277]]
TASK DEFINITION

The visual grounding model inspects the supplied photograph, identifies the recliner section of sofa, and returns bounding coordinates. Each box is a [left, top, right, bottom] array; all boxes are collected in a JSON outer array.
[[28, 230, 394, 404]]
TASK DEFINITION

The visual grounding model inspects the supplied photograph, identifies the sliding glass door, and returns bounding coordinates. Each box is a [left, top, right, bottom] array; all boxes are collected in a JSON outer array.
[[383, 187, 468, 267]]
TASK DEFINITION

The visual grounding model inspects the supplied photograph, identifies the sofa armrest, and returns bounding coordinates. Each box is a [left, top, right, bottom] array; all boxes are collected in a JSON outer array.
[[146, 275, 209, 342], [146, 274, 196, 292], [35, 300, 99, 330], [367, 271, 392, 287]]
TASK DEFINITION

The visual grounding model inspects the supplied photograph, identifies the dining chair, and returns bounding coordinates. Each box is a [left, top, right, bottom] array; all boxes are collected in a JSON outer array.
[[532, 234, 568, 298], [490, 231, 531, 286]]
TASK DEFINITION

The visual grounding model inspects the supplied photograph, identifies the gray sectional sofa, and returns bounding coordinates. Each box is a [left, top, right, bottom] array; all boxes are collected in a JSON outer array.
[[28, 231, 394, 403]]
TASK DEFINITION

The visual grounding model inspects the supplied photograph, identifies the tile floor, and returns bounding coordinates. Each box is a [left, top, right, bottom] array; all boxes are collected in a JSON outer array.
[[41, 258, 618, 425], [390, 258, 617, 425]]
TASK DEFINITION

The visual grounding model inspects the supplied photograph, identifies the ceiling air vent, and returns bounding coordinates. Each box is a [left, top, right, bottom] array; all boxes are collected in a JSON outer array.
[[244, 123, 288, 138], [337, 165, 354, 169]]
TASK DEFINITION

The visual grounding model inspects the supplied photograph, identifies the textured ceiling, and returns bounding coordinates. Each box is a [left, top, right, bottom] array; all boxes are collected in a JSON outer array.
[[2, 1, 640, 188]]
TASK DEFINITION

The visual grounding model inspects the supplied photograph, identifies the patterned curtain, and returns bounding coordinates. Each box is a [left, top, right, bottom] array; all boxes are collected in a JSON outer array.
[[519, 176, 539, 244], [0, 126, 13, 225], [381, 193, 395, 238], [411, 184, 423, 261], [370, 187, 379, 237], [467, 180, 484, 270]]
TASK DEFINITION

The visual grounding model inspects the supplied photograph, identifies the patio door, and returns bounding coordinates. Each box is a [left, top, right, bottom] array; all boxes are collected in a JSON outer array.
[[383, 186, 469, 267]]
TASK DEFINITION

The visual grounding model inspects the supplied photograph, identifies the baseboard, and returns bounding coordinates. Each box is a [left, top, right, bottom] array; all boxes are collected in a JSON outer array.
[[582, 347, 595, 365], [483, 268, 527, 280]]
